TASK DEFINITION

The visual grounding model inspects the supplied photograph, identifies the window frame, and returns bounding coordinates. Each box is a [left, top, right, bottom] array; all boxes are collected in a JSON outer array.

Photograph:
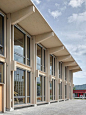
[[14, 26, 25, 64]]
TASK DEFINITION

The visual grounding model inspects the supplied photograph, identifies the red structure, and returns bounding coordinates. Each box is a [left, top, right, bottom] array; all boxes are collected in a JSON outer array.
[[73, 90, 86, 97]]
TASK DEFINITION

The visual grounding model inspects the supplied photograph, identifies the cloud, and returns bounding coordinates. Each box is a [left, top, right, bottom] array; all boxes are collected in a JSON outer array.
[[69, 0, 85, 8], [55, 3, 60, 7], [68, 12, 86, 23], [48, 9, 62, 19], [74, 71, 86, 78], [66, 44, 86, 56], [32, 0, 41, 5]]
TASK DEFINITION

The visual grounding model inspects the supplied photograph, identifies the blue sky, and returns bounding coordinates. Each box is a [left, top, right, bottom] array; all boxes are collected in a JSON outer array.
[[32, 0, 86, 85]]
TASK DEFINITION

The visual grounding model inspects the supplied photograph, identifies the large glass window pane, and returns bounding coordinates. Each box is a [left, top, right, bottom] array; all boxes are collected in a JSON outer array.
[[14, 68, 25, 105], [54, 58, 55, 76], [50, 80, 53, 100], [0, 63, 4, 83], [65, 67, 67, 80], [27, 72, 30, 103], [37, 45, 42, 71], [14, 27, 25, 64], [27, 36, 30, 66], [50, 55, 53, 75], [44, 77, 45, 101], [65, 85, 67, 98], [37, 76, 42, 102], [54, 80, 55, 100], [0, 15, 4, 55], [59, 62, 62, 79], [44, 50, 45, 72]]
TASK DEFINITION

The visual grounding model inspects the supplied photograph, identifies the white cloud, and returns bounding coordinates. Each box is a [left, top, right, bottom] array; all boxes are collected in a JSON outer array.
[[48, 9, 62, 19], [32, 0, 41, 5], [69, 0, 85, 8], [74, 71, 86, 78], [55, 3, 60, 7], [67, 44, 86, 56], [68, 12, 86, 23]]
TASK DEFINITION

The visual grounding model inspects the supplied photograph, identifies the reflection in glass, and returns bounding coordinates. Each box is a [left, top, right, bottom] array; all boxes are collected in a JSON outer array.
[[50, 80, 53, 100], [27, 37, 30, 66], [37, 45, 42, 71], [14, 68, 25, 105], [37, 76, 42, 102], [54, 58, 55, 76], [59, 62, 62, 79], [44, 50, 45, 72], [44, 77, 45, 101], [54, 80, 55, 100], [14, 27, 25, 64], [0, 15, 4, 55], [27, 72, 30, 103], [65, 85, 67, 98], [50, 55, 53, 75], [0, 63, 4, 83], [65, 67, 67, 80], [59, 82, 62, 99]]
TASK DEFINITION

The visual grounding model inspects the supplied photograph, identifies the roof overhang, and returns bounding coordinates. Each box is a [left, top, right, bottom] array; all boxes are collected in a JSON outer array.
[[0, 0, 82, 72]]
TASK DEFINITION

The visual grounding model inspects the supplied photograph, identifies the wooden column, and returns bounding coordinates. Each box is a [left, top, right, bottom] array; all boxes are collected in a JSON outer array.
[[67, 68, 69, 99], [6, 13, 11, 111], [71, 72, 73, 99], [46, 50, 50, 103], [31, 36, 36, 105], [62, 63, 65, 100]]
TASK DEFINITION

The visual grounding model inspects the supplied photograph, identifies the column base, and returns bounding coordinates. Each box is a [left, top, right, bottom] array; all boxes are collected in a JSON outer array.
[[34, 104, 37, 107], [6, 108, 14, 111]]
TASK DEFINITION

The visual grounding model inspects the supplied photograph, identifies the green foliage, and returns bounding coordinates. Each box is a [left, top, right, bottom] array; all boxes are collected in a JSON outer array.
[[73, 87, 76, 90]]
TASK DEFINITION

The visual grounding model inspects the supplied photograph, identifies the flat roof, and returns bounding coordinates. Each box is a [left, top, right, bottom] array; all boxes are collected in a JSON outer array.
[[0, 0, 82, 72]]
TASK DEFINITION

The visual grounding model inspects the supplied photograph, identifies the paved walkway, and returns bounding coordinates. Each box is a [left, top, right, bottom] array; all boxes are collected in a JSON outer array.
[[1, 100, 86, 115]]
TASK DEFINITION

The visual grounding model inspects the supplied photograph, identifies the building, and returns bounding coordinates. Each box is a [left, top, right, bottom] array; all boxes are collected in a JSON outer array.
[[73, 90, 86, 97], [0, 0, 82, 113]]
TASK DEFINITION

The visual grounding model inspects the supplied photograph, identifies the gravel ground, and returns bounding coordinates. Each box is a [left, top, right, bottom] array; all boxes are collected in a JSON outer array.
[[1, 99, 86, 115]]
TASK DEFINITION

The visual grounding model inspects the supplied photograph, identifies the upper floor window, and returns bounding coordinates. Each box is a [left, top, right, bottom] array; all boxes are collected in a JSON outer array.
[[37, 45, 42, 71], [65, 67, 67, 81], [59, 62, 62, 79], [0, 62, 4, 83], [0, 15, 4, 55], [27, 36, 30, 66], [50, 55, 53, 75], [37, 44, 45, 72], [14, 26, 25, 64], [50, 55, 56, 76]]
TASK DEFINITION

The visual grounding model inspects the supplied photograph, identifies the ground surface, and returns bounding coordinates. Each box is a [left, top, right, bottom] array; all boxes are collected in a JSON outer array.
[[1, 99, 86, 115]]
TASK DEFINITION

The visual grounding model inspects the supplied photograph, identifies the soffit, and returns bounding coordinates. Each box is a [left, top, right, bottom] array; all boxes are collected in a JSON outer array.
[[0, 0, 32, 13], [19, 9, 52, 35], [41, 35, 62, 48]]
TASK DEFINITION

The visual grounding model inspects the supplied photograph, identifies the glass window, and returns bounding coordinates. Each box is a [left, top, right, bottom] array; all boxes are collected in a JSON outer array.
[[0, 62, 4, 83], [27, 72, 30, 103], [0, 15, 4, 55], [54, 80, 55, 100], [44, 77, 45, 101], [27, 36, 30, 66], [50, 55, 53, 75], [54, 58, 55, 76], [14, 27, 25, 64], [50, 80, 53, 100], [37, 76, 42, 102], [14, 68, 25, 105], [37, 76, 45, 102], [37, 45, 42, 71], [65, 85, 67, 98], [59, 62, 62, 79], [44, 50, 45, 72], [59, 82, 62, 99], [65, 67, 67, 80]]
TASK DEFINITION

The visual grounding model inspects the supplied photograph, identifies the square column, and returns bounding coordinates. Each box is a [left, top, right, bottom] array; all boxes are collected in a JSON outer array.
[[62, 63, 65, 100], [6, 13, 11, 111], [67, 68, 69, 99]]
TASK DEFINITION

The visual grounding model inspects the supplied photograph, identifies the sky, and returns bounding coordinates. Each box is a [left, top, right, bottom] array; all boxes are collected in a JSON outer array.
[[32, 0, 86, 85]]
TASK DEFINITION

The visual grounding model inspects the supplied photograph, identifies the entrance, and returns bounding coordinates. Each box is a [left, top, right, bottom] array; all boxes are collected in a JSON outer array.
[[0, 85, 2, 112]]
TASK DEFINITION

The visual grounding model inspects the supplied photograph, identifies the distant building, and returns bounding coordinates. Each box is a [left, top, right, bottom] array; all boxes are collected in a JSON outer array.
[[73, 90, 86, 97]]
